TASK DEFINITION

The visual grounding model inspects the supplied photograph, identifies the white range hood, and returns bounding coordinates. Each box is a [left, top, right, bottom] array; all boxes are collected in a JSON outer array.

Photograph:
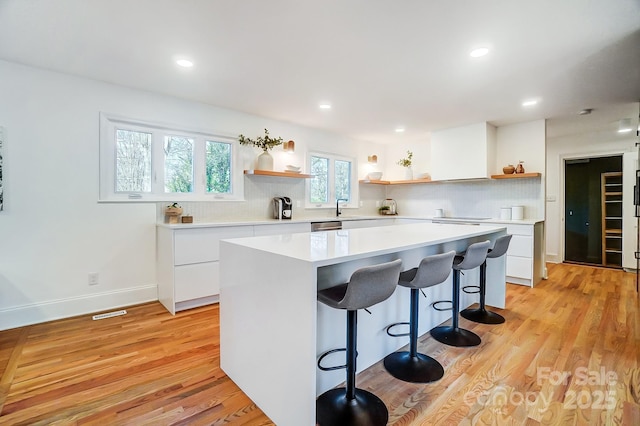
[[430, 122, 496, 181]]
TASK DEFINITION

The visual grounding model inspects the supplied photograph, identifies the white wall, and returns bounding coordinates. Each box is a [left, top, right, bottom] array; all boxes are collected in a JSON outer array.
[[0, 60, 384, 330], [496, 120, 546, 175], [545, 119, 638, 263]]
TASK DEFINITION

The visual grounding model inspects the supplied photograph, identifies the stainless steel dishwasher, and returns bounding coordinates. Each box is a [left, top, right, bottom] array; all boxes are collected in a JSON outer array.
[[310, 221, 343, 231]]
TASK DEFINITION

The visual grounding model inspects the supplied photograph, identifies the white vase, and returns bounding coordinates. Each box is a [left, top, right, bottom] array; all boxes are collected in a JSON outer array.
[[404, 167, 413, 180], [257, 150, 273, 171]]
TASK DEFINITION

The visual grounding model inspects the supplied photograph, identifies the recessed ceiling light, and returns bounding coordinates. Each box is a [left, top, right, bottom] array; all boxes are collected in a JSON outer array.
[[470, 47, 489, 58], [176, 59, 194, 68], [578, 108, 593, 115], [319, 103, 332, 110], [522, 99, 538, 107], [395, 127, 405, 133]]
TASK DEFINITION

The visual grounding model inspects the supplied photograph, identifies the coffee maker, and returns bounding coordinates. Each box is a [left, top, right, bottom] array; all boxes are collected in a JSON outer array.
[[273, 197, 293, 220]]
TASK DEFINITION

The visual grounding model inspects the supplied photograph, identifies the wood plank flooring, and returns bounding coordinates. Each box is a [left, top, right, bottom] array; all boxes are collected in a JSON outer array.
[[0, 263, 638, 425]]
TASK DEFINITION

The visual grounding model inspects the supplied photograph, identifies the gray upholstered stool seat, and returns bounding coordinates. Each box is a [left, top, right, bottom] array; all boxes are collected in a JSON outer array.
[[461, 234, 512, 324], [430, 240, 491, 347], [316, 258, 402, 426], [383, 251, 455, 383]]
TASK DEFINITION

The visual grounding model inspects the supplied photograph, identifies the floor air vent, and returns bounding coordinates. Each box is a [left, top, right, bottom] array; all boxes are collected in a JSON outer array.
[[92, 310, 127, 320]]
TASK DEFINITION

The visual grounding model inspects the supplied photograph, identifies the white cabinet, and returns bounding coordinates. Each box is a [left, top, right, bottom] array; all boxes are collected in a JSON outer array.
[[622, 151, 638, 270], [504, 223, 544, 287], [157, 222, 314, 314], [157, 225, 253, 314], [430, 122, 496, 181], [342, 219, 394, 229], [253, 222, 310, 236]]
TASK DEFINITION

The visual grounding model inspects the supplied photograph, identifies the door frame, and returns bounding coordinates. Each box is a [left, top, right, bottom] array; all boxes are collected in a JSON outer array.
[[558, 149, 626, 263]]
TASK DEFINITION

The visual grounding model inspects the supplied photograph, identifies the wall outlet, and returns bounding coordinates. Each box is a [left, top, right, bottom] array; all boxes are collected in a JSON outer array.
[[88, 272, 99, 285], [296, 200, 301, 208], [376, 200, 381, 207]]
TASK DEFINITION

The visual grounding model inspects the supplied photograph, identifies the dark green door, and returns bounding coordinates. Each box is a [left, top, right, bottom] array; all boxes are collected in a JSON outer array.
[[564, 156, 622, 265]]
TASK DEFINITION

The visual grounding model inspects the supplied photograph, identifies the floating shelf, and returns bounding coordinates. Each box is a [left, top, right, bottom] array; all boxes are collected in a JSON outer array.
[[359, 178, 434, 185], [490, 172, 542, 179], [244, 170, 313, 179], [360, 173, 542, 185]]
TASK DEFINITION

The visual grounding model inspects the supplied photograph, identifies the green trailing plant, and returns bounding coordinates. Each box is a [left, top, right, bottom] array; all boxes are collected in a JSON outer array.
[[238, 128, 284, 152], [167, 202, 181, 209], [397, 150, 413, 168]]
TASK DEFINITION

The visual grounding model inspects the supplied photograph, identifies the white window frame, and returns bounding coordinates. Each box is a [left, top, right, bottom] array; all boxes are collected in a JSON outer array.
[[99, 113, 244, 202], [305, 151, 359, 209]]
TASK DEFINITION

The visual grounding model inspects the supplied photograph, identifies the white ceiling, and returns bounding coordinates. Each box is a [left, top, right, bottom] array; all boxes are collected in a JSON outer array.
[[1, 0, 639, 143]]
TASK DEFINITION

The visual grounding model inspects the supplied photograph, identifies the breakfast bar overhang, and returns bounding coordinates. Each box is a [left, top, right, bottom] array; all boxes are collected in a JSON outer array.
[[220, 222, 507, 425]]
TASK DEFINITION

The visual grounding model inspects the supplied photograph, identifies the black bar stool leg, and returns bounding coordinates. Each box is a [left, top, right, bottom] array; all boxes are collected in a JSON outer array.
[[316, 310, 388, 426], [430, 270, 481, 347], [461, 262, 506, 324], [383, 289, 444, 383]]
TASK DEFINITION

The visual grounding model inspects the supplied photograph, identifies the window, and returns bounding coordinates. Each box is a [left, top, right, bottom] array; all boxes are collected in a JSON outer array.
[[306, 152, 358, 208], [100, 113, 242, 202]]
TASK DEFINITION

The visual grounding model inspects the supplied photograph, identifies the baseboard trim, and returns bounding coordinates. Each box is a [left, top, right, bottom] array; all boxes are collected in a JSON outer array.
[[0, 284, 157, 331]]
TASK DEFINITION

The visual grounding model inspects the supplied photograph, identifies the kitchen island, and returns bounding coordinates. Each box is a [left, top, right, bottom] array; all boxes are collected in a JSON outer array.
[[219, 222, 507, 425]]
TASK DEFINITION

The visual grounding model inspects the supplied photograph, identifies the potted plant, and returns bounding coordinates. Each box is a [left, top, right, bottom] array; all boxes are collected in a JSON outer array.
[[397, 150, 414, 180], [165, 202, 183, 224], [238, 128, 284, 171], [378, 205, 391, 215]]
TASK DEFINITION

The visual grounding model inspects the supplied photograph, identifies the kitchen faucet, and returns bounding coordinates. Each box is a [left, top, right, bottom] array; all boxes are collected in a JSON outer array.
[[336, 199, 348, 217]]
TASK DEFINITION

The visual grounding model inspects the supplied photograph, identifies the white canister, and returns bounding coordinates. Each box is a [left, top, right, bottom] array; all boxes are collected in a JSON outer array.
[[434, 208, 444, 218], [511, 205, 524, 221], [500, 207, 512, 220]]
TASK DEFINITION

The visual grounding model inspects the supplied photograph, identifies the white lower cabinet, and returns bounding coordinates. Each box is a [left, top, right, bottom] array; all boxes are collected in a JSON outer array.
[[158, 222, 311, 314], [157, 225, 253, 314], [174, 262, 219, 302], [253, 222, 310, 236], [342, 219, 394, 229], [504, 222, 544, 287]]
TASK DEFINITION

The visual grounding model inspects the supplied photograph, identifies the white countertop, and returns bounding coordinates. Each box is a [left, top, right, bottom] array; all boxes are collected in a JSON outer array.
[[221, 222, 506, 266], [157, 215, 542, 229]]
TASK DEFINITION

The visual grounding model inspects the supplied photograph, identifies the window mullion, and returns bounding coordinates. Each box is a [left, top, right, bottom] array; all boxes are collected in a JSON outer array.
[[151, 131, 164, 196], [193, 137, 205, 194]]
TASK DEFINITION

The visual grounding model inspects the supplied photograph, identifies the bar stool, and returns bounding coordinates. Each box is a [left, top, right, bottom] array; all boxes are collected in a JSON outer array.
[[430, 240, 491, 347], [383, 251, 456, 383], [461, 235, 512, 324], [316, 258, 402, 426]]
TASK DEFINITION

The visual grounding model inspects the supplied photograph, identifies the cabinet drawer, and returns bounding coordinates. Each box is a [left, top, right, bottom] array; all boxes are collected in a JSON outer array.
[[253, 223, 310, 236], [508, 235, 532, 257], [342, 219, 389, 229], [506, 224, 533, 236], [506, 256, 532, 279], [174, 262, 219, 302], [174, 226, 253, 265]]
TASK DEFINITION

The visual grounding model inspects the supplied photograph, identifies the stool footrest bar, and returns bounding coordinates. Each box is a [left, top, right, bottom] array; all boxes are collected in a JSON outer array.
[[317, 348, 359, 371], [432, 300, 453, 312], [462, 285, 481, 294], [385, 322, 410, 337]]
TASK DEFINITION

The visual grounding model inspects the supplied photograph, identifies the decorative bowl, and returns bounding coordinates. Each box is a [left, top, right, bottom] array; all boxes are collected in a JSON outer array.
[[367, 172, 383, 181], [503, 165, 515, 174], [285, 165, 301, 172]]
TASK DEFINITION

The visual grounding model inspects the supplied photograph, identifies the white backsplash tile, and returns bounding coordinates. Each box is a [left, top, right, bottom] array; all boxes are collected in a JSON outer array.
[[157, 177, 543, 223]]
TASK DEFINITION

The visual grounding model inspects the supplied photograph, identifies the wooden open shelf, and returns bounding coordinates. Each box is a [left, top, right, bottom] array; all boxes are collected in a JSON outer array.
[[360, 173, 542, 185], [244, 170, 313, 179], [359, 178, 434, 185], [490, 172, 542, 179]]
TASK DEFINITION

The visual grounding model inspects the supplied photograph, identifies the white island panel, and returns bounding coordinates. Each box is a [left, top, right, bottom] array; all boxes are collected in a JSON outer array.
[[220, 223, 507, 426]]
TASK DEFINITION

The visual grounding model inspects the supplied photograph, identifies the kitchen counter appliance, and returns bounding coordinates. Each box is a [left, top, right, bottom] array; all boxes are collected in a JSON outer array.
[[273, 197, 292, 220]]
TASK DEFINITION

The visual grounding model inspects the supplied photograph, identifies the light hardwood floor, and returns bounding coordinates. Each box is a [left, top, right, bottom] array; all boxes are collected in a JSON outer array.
[[1, 263, 638, 425]]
